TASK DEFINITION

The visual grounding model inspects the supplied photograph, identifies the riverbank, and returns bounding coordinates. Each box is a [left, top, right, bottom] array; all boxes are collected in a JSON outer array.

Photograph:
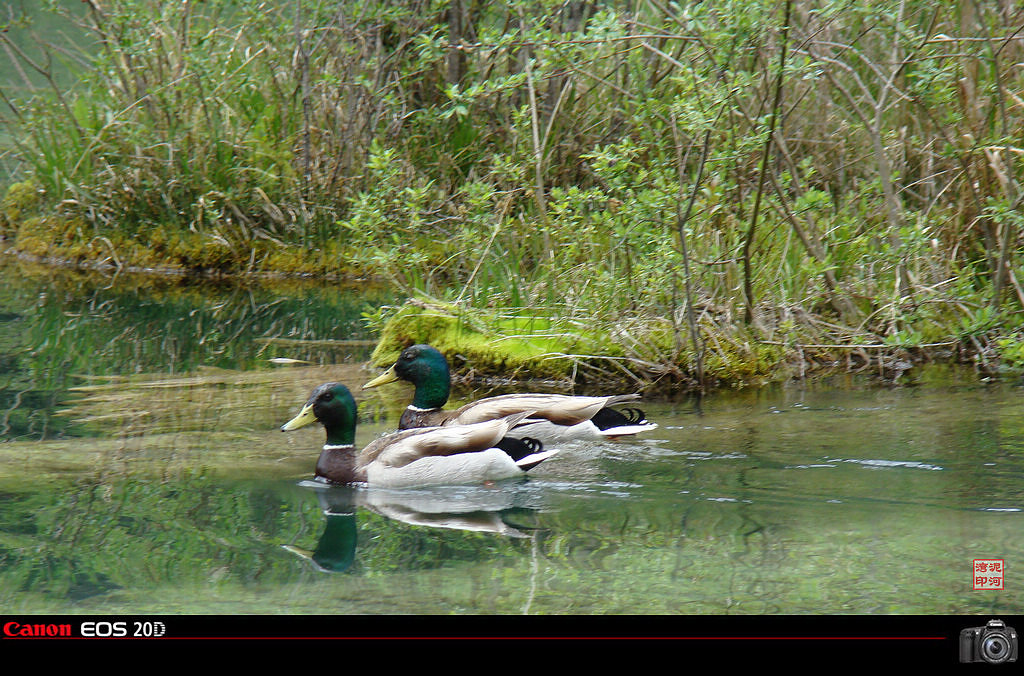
[[365, 295, 997, 393], [2, 235, 999, 394], [3, 2, 1023, 393]]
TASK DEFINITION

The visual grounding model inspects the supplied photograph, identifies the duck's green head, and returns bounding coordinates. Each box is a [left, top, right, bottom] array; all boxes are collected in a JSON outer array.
[[281, 382, 357, 447], [363, 344, 451, 409]]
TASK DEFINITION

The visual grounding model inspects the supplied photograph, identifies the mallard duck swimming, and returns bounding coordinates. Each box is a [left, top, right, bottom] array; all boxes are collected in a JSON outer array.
[[280, 382, 557, 488], [362, 344, 658, 442]]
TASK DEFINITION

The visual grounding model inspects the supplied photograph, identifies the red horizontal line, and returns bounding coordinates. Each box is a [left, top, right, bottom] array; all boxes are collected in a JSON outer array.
[[3, 635, 951, 640]]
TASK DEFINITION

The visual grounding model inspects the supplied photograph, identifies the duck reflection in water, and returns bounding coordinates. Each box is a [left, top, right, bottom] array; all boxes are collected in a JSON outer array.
[[282, 481, 542, 573]]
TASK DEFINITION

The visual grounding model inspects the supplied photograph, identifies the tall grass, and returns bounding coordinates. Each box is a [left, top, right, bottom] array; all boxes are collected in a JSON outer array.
[[2, 0, 1023, 385]]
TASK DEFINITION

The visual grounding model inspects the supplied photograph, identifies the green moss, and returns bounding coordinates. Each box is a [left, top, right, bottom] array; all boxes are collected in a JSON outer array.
[[14, 216, 63, 255], [370, 300, 794, 389], [702, 339, 786, 387], [1, 182, 43, 236], [371, 301, 588, 381]]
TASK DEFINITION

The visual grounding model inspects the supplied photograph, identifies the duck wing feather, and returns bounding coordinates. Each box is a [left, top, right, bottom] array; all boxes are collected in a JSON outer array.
[[362, 411, 535, 469], [446, 393, 641, 427]]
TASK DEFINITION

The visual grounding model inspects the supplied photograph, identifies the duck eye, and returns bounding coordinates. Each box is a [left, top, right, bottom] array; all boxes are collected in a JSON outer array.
[[322, 392, 334, 401]]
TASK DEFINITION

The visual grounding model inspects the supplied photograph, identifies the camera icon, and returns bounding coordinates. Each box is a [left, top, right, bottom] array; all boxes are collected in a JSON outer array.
[[960, 619, 1018, 664]]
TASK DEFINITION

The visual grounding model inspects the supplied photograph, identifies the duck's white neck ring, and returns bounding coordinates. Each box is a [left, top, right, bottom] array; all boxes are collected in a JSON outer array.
[[406, 405, 441, 413], [322, 443, 355, 451]]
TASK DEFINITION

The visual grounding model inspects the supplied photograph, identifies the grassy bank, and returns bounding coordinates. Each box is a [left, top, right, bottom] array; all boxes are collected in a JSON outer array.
[[2, 1, 1024, 389]]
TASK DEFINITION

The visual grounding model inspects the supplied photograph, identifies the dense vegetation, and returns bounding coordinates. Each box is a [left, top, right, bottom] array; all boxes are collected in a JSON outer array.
[[1, 0, 1023, 389]]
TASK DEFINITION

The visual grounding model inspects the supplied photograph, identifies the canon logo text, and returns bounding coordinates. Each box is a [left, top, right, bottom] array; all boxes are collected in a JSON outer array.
[[4, 622, 73, 637]]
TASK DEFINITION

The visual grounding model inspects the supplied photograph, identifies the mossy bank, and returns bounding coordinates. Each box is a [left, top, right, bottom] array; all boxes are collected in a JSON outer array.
[[365, 299, 939, 393], [3, 177, 1018, 393], [1, 181, 374, 280]]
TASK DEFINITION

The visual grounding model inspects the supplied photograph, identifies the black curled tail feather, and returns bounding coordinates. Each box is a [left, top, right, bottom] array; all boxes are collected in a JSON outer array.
[[590, 406, 649, 431], [495, 436, 544, 463]]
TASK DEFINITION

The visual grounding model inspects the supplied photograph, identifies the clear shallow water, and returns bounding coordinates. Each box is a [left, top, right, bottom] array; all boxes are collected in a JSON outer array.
[[0, 257, 1022, 616]]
